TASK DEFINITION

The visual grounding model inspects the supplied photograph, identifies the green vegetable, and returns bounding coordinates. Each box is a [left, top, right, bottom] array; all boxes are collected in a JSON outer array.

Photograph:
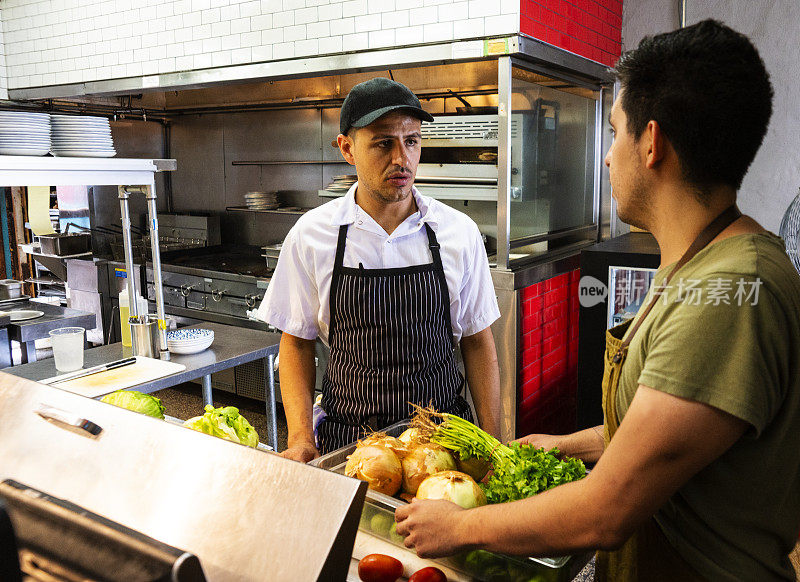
[[370, 513, 393, 537], [100, 390, 165, 419], [414, 409, 586, 504], [183, 405, 259, 448], [388, 522, 405, 545]]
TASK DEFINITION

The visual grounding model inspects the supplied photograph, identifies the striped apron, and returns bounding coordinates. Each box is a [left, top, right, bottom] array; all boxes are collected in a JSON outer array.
[[317, 222, 472, 454]]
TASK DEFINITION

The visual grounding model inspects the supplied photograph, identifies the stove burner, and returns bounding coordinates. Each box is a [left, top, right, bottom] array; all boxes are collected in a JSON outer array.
[[160, 246, 273, 278]]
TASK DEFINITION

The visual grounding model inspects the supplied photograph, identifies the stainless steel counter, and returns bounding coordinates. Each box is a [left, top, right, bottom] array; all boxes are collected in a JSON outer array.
[[1, 299, 96, 365], [5, 322, 282, 448]]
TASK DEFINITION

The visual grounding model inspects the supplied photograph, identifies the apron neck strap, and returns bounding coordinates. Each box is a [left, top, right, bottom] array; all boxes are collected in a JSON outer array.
[[614, 204, 741, 360], [423, 223, 444, 270]]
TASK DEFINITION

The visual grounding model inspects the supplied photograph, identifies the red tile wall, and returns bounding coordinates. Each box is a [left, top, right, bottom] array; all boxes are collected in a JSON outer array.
[[517, 269, 581, 437], [520, 0, 623, 67]]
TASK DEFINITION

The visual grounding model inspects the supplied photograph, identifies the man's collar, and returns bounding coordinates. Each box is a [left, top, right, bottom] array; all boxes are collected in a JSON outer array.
[[329, 182, 439, 227]]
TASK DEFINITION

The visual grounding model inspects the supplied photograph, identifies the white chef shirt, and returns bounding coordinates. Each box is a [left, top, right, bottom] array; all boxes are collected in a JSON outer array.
[[257, 183, 500, 345]]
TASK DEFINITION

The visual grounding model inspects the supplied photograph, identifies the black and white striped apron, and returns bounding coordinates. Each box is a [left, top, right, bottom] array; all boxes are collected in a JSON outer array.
[[317, 222, 472, 454]]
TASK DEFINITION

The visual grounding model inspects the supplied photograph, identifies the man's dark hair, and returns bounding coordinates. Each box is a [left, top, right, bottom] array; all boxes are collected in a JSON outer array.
[[614, 19, 773, 193]]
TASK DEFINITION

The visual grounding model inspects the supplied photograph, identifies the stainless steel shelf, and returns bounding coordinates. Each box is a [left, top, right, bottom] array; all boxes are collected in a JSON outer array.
[[226, 205, 308, 215]]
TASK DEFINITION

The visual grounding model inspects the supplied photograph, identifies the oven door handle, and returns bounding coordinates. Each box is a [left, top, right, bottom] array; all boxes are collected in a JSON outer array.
[[245, 293, 263, 308], [211, 289, 228, 302], [180, 283, 197, 297]]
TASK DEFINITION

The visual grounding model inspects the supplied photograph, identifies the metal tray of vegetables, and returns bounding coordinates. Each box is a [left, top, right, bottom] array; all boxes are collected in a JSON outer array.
[[311, 413, 591, 581]]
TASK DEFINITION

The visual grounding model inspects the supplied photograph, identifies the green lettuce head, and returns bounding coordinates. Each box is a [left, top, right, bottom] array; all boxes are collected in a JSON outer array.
[[183, 405, 259, 448], [100, 390, 165, 419]]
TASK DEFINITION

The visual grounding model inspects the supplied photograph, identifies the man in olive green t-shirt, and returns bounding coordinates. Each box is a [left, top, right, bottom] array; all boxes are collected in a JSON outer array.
[[394, 20, 800, 582]]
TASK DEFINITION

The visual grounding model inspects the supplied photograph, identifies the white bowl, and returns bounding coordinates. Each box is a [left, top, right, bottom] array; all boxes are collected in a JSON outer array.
[[168, 336, 213, 354]]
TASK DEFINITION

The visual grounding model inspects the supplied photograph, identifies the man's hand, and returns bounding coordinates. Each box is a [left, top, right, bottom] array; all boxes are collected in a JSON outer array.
[[395, 499, 469, 558], [280, 439, 319, 463]]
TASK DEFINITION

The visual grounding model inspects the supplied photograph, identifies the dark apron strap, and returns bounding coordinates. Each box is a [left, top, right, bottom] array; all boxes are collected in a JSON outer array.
[[424, 223, 456, 349], [327, 224, 349, 346], [612, 205, 741, 363]]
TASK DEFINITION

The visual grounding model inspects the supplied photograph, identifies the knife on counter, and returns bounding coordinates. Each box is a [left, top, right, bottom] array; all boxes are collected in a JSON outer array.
[[47, 357, 138, 385]]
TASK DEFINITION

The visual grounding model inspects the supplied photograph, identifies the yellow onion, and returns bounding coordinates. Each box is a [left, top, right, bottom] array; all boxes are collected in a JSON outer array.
[[456, 455, 491, 482], [401, 443, 457, 495], [398, 427, 427, 446], [345, 445, 402, 495], [416, 470, 487, 509], [358, 434, 409, 458]]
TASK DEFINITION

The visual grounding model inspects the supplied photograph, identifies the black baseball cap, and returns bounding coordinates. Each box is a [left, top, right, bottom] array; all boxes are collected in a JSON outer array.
[[339, 77, 434, 135]]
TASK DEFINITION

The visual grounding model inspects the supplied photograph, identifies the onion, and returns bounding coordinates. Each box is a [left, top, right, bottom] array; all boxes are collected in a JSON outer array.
[[345, 445, 402, 495], [358, 434, 408, 458], [456, 455, 491, 482], [416, 470, 487, 509], [398, 427, 426, 446], [401, 443, 457, 495]]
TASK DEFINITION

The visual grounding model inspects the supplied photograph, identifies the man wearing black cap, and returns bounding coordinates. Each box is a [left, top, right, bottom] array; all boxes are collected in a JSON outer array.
[[258, 77, 501, 460]]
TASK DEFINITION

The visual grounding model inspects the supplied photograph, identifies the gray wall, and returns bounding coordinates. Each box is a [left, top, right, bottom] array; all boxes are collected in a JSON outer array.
[[622, 0, 800, 232]]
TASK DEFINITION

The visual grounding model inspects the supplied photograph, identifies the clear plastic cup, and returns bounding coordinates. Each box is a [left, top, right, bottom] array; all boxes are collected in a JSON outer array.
[[49, 327, 85, 372]]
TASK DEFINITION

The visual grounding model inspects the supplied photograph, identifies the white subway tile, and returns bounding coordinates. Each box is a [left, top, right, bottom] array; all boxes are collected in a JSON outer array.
[[202, 36, 223, 52], [294, 7, 317, 25], [330, 17, 355, 35], [141, 32, 158, 48], [500, 0, 517, 14], [252, 14, 273, 30], [468, 0, 499, 18], [307, 20, 330, 39], [126, 61, 143, 76], [437, 2, 466, 22], [210, 0, 230, 8], [272, 41, 295, 59], [158, 57, 176, 73], [166, 42, 185, 57], [284, 24, 306, 41], [252, 44, 273, 61], [191, 0, 211, 11], [262, 28, 284, 44], [193, 53, 212, 68], [354, 13, 381, 32], [423, 21, 452, 42], [382, 10, 409, 29], [318, 35, 342, 54], [409, 6, 436, 25], [211, 50, 232, 66], [241, 0, 261, 17], [282, 0, 304, 9], [368, 0, 395, 13], [220, 4, 241, 19], [231, 46, 252, 63], [342, 31, 368, 51], [124, 36, 141, 50], [368, 28, 394, 48], [175, 55, 193, 69], [149, 19, 166, 34], [182, 11, 201, 27], [174, 0, 191, 15], [174, 26, 193, 42], [149, 45, 167, 61], [273, 10, 293, 26], [395, 24, 423, 44], [305, 0, 328, 6], [294, 38, 318, 56], [133, 47, 149, 61], [212, 20, 231, 36], [260, 0, 281, 13], [156, 3, 174, 18], [318, 3, 342, 21], [192, 24, 212, 39], [166, 15, 183, 30], [453, 17, 483, 38], [241, 30, 262, 46], [484, 13, 517, 35], [201, 7, 221, 23], [342, 0, 367, 19], [231, 17, 251, 33], [221, 33, 241, 49]]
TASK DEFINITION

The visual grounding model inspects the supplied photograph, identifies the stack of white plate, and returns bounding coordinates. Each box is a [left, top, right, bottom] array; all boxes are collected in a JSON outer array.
[[50, 114, 116, 157], [166, 328, 214, 355], [0, 111, 51, 156], [244, 191, 280, 210]]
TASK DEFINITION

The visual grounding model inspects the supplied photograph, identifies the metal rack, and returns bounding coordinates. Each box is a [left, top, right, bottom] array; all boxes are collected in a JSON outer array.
[[0, 156, 177, 359]]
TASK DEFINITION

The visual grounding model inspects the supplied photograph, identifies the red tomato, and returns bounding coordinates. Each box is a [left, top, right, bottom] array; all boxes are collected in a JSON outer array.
[[408, 566, 447, 582], [358, 553, 404, 582]]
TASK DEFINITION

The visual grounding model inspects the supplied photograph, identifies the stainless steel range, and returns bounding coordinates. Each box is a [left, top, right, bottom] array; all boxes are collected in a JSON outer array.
[[145, 245, 272, 327], [144, 245, 276, 401]]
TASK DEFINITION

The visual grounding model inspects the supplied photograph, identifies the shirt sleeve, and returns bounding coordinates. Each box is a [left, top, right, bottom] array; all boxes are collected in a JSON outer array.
[[457, 221, 501, 337], [256, 227, 321, 340], [636, 276, 787, 435]]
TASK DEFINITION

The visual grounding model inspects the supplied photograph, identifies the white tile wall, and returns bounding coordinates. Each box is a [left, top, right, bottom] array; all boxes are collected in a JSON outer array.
[[0, 0, 520, 91]]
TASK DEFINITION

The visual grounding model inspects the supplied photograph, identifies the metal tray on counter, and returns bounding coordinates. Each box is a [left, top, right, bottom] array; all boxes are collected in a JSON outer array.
[[311, 420, 591, 582]]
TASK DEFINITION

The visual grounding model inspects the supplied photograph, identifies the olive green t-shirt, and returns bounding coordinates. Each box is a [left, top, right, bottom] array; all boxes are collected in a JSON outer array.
[[616, 232, 800, 581]]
